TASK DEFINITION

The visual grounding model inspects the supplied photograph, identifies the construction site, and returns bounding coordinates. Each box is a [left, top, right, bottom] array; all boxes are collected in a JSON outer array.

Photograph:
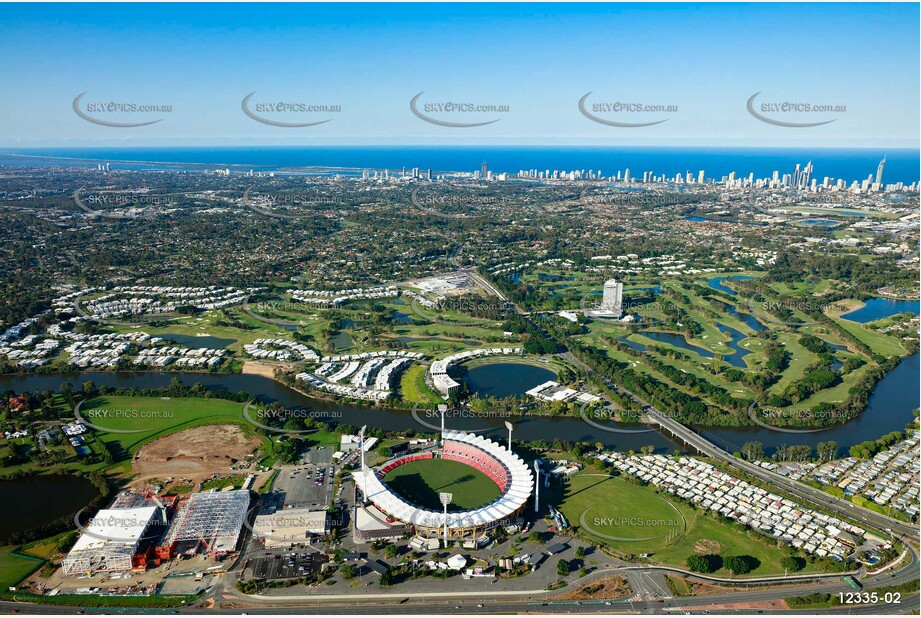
[[50, 487, 253, 594]]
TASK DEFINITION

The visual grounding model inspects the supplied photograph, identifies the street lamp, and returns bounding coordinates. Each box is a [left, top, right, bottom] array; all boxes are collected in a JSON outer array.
[[504, 420, 513, 450], [439, 492, 453, 549]]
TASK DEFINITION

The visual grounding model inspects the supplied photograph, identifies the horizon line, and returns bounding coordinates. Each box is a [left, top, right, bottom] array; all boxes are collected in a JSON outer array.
[[1, 144, 916, 152]]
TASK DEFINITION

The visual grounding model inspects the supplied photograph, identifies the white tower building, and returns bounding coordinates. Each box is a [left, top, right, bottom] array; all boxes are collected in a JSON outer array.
[[601, 279, 623, 315]]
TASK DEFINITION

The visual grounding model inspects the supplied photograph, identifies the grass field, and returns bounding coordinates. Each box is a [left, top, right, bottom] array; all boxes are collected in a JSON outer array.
[[382, 458, 500, 511], [399, 364, 443, 405], [562, 474, 685, 542], [831, 315, 908, 357], [558, 473, 811, 576], [80, 395, 254, 457], [0, 546, 43, 589]]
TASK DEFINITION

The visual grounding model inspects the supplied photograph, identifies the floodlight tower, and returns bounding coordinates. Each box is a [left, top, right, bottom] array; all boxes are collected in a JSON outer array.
[[504, 420, 514, 450], [438, 404, 447, 446], [359, 425, 368, 500], [533, 460, 541, 514], [439, 492, 453, 549]]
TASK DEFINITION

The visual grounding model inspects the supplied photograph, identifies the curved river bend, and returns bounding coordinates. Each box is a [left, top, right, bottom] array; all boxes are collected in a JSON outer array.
[[1, 354, 917, 456]]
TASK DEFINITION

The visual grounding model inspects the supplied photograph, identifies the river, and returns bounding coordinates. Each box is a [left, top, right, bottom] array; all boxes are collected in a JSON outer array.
[[2, 353, 917, 455]]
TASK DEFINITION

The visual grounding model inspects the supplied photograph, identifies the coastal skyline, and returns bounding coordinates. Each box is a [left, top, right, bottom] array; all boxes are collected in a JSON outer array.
[[2, 145, 918, 185], [0, 3, 918, 148]]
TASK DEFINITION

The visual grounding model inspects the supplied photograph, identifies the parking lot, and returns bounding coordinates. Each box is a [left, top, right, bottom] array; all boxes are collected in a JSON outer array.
[[245, 550, 328, 580], [269, 448, 337, 509], [300, 446, 334, 466]]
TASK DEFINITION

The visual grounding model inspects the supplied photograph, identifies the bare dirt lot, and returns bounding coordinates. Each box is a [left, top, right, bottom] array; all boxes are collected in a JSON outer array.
[[693, 539, 721, 554], [133, 424, 261, 476], [555, 576, 632, 601], [242, 359, 292, 378]]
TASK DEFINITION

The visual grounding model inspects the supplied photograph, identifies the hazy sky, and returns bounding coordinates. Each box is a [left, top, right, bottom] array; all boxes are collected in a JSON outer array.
[[0, 3, 918, 148]]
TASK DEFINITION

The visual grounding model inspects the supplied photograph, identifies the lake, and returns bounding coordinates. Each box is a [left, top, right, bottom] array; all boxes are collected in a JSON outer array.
[[713, 299, 767, 332], [631, 325, 752, 368], [707, 275, 754, 296], [464, 362, 556, 398], [797, 219, 839, 228], [330, 331, 354, 350], [0, 474, 99, 542], [159, 333, 237, 348], [391, 311, 412, 325], [841, 298, 920, 323]]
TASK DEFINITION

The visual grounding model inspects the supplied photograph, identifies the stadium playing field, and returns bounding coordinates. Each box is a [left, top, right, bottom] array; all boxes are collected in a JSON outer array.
[[382, 458, 501, 511]]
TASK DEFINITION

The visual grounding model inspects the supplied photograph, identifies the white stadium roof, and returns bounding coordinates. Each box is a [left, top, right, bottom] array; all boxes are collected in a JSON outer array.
[[70, 506, 159, 552], [353, 430, 533, 530]]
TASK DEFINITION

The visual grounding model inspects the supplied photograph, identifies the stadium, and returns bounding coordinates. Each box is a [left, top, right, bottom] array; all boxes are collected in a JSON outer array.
[[352, 430, 534, 540]]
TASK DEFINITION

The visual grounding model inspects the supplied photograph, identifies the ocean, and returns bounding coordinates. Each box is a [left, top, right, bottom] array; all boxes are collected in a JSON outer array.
[[0, 146, 917, 184]]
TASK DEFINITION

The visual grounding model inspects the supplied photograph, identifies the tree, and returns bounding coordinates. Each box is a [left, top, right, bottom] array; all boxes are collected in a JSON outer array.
[[379, 569, 393, 586], [575, 546, 586, 559], [723, 555, 759, 575], [556, 559, 570, 577], [780, 556, 805, 572], [741, 441, 764, 461], [384, 543, 397, 559], [284, 416, 305, 432], [816, 441, 838, 461], [686, 554, 722, 573], [341, 564, 357, 579]]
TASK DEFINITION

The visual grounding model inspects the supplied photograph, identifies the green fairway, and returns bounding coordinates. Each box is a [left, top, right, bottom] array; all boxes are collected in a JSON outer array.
[[382, 458, 501, 511], [558, 473, 814, 576], [399, 364, 444, 405]]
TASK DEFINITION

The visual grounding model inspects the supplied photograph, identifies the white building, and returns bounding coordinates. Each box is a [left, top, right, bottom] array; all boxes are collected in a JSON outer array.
[[601, 279, 623, 313], [62, 506, 163, 575]]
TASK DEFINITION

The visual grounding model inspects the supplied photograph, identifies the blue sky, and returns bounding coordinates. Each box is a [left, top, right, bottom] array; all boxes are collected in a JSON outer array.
[[0, 3, 917, 148]]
